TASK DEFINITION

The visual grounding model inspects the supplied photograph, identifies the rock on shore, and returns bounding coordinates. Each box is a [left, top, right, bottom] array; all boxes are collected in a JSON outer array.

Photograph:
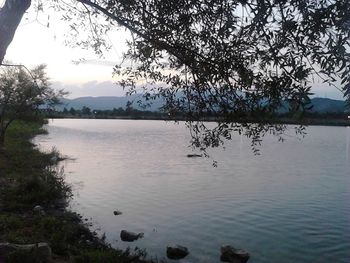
[[166, 245, 189, 260], [120, 230, 144, 242], [220, 245, 250, 263]]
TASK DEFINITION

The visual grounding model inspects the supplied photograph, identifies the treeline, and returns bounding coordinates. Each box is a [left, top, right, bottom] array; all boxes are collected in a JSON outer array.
[[279, 111, 349, 120], [45, 106, 168, 119], [274, 111, 350, 126], [43, 105, 350, 126]]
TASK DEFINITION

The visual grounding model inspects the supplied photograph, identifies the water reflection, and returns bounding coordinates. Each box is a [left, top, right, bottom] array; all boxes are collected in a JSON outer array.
[[347, 127, 350, 161], [35, 120, 350, 263]]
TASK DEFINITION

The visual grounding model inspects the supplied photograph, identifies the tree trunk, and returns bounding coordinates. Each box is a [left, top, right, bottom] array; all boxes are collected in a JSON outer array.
[[0, 0, 31, 65], [0, 130, 5, 149]]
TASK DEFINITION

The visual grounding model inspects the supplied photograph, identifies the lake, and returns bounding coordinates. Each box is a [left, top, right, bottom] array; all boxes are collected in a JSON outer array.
[[34, 119, 350, 263]]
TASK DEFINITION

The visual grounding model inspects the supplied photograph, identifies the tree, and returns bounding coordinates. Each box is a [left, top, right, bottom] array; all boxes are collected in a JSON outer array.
[[0, 0, 349, 152], [69, 107, 76, 115], [0, 64, 65, 147], [0, 0, 31, 64], [81, 106, 92, 115]]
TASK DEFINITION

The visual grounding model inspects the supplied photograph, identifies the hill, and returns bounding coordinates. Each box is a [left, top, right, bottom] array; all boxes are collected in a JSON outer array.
[[58, 95, 163, 111], [57, 96, 347, 113], [309, 97, 347, 113]]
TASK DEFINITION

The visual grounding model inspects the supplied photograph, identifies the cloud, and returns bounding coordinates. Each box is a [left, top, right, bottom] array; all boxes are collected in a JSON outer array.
[[311, 82, 344, 100], [51, 79, 345, 101], [52, 80, 126, 98], [72, 59, 118, 67]]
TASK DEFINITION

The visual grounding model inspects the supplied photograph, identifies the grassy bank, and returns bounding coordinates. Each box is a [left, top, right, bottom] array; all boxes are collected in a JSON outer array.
[[0, 120, 148, 263]]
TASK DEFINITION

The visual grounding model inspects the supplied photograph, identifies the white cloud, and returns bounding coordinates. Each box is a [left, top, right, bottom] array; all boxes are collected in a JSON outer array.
[[311, 81, 344, 100], [52, 80, 126, 98], [4, 4, 129, 86]]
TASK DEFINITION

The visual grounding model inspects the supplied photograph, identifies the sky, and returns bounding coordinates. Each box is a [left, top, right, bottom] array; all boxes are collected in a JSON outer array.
[[1, 1, 345, 100], [3, 2, 130, 98]]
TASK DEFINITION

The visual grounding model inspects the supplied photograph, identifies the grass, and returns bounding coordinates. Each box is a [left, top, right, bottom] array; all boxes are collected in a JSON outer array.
[[0, 120, 151, 263]]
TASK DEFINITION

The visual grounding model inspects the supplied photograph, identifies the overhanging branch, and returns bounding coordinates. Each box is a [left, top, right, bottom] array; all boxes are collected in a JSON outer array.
[[76, 0, 220, 71], [0, 0, 32, 65]]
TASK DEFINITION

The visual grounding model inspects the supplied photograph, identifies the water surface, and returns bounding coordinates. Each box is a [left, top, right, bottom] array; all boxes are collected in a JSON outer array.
[[35, 119, 350, 263]]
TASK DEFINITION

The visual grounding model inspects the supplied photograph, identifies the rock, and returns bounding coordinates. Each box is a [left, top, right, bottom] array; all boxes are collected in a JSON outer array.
[[166, 245, 189, 260], [220, 245, 250, 263], [187, 154, 202, 158], [33, 205, 45, 215], [33, 205, 43, 212], [0, 242, 52, 261], [113, 210, 122, 216], [120, 230, 144, 242]]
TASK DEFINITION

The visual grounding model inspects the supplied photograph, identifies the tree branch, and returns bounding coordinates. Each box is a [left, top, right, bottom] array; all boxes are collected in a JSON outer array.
[[76, 0, 220, 71], [0, 0, 32, 65]]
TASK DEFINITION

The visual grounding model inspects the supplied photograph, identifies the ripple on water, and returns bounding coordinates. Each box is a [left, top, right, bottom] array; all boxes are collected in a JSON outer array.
[[34, 120, 350, 263]]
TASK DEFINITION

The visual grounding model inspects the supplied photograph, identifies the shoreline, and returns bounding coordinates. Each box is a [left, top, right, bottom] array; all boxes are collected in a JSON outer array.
[[47, 115, 350, 127], [0, 120, 152, 263]]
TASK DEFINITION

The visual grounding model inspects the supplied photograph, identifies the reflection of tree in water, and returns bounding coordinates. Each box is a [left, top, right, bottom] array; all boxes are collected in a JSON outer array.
[[347, 127, 350, 161]]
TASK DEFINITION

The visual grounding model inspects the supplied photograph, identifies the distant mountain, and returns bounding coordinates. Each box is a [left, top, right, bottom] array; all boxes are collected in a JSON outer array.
[[277, 97, 347, 114], [57, 96, 347, 113], [309, 97, 347, 113], [58, 95, 163, 111]]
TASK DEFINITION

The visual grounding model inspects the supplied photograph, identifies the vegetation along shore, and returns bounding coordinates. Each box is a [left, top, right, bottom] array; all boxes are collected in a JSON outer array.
[[45, 108, 350, 127], [0, 119, 152, 263]]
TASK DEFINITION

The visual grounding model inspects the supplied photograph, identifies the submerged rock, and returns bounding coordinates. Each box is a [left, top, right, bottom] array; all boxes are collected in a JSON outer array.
[[113, 210, 122, 216], [186, 154, 202, 158], [120, 230, 144, 242], [166, 245, 189, 260], [220, 245, 250, 263]]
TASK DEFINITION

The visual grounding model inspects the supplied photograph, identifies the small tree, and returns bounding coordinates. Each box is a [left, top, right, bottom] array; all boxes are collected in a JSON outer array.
[[81, 106, 92, 116], [69, 107, 76, 116], [0, 64, 65, 147]]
